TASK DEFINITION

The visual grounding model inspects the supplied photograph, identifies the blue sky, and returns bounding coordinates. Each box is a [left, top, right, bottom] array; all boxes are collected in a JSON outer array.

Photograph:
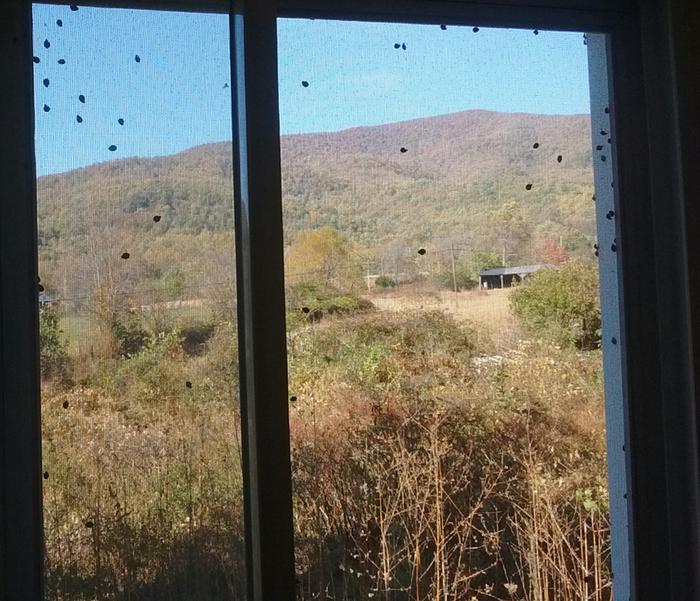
[[32, 5, 590, 176]]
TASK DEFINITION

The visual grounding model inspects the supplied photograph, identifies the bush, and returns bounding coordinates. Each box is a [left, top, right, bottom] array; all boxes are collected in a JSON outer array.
[[112, 314, 151, 357], [41, 299, 610, 601], [287, 310, 475, 394], [510, 261, 601, 349], [374, 275, 396, 288], [289, 319, 609, 601], [433, 267, 477, 291], [286, 281, 373, 328], [39, 305, 69, 379], [180, 322, 216, 356]]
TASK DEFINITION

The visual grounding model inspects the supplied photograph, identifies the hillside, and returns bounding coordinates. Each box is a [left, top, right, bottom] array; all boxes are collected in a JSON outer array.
[[36, 109, 596, 301]]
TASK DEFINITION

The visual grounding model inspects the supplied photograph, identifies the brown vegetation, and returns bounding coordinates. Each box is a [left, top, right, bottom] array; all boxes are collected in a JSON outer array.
[[41, 289, 610, 601]]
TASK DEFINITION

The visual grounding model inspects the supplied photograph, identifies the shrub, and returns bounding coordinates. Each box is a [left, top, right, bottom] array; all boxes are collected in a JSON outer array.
[[286, 281, 373, 328], [112, 314, 151, 357], [510, 261, 601, 349], [42, 301, 610, 601], [180, 322, 216, 356], [161, 266, 186, 298], [289, 330, 609, 601], [287, 310, 476, 396], [433, 267, 477, 291], [92, 330, 198, 407], [374, 275, 396, 288], [39, 305, 69, 379]]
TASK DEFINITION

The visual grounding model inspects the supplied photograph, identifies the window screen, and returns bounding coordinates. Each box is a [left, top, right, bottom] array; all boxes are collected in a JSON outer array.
[[32, 5, 245, 600], [278, 20, 612, 601]]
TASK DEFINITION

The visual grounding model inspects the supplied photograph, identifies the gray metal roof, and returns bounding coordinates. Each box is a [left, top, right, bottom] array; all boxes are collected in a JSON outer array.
[[479, 264, 554, 277]]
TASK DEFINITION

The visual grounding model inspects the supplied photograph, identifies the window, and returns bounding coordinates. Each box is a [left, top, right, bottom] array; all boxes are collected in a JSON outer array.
[[32, 4, 245, 599], [2, 2, 699, 600], [278, 19, 620, 601]]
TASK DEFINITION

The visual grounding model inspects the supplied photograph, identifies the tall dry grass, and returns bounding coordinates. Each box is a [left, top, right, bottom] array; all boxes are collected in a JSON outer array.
[[42, 324, 246, 601], [288, 310, 610, 601], [41, 300, 611, 601]]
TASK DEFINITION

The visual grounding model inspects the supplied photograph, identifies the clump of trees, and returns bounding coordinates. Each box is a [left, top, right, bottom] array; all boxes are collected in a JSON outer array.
[[286, 227, 364, 291], [510, 260, 601, 349]]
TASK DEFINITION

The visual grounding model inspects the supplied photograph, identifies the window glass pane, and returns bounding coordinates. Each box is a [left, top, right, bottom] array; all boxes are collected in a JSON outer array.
[[33, 5, 245, 600], [278, 20, 612, 601]]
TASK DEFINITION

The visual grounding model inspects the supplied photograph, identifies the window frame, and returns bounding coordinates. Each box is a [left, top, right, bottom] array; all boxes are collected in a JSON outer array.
[[2, 1, 699, 601]]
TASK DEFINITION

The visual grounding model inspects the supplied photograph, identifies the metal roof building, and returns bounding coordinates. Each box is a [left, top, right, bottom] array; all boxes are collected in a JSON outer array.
[[478, 263, 554, 289]]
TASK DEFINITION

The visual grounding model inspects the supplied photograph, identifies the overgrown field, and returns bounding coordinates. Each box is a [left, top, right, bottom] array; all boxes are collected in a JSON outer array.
[[41, 269, 610, 601]]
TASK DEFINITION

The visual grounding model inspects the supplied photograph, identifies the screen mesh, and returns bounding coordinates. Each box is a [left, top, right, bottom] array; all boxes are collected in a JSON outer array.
[[33, 5, 245, 600], [278, 19, 611, 601]]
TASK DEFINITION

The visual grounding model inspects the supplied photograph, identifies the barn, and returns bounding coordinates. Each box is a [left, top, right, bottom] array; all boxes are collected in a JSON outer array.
[[478, 264, 553, 289]]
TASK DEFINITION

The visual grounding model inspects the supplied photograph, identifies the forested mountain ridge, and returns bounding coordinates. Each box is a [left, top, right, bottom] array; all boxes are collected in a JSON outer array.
[[277, 110, 595, 247], [38, 109, 594, 239], [36, 109, 596, 300]]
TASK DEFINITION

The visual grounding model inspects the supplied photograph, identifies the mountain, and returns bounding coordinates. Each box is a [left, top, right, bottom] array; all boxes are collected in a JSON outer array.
[[36, 109, 596, 300], [278, 110, 595, 245]]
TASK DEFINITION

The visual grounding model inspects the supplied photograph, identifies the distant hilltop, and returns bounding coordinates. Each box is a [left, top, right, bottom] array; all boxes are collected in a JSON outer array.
[[37, 108, 595, 250]]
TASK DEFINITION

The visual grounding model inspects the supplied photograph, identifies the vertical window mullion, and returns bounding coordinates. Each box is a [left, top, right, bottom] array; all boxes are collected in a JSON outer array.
[[0, 1, 44, 600], [587, 32, 632, 601], [230, 2, 297, 601]]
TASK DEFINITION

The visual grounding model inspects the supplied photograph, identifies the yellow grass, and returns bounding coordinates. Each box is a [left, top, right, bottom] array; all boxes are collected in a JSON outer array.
[[368, 287, 519, 348]]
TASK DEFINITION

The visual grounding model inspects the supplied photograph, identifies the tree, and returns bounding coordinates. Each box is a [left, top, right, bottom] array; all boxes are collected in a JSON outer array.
[[488, 202, 532, 265], [471, 251, 503, 274], [286, 228, 363, 291], [80, 226, 131, 358], [510, 261, 600, 349], [535, 236, 568, 264]]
